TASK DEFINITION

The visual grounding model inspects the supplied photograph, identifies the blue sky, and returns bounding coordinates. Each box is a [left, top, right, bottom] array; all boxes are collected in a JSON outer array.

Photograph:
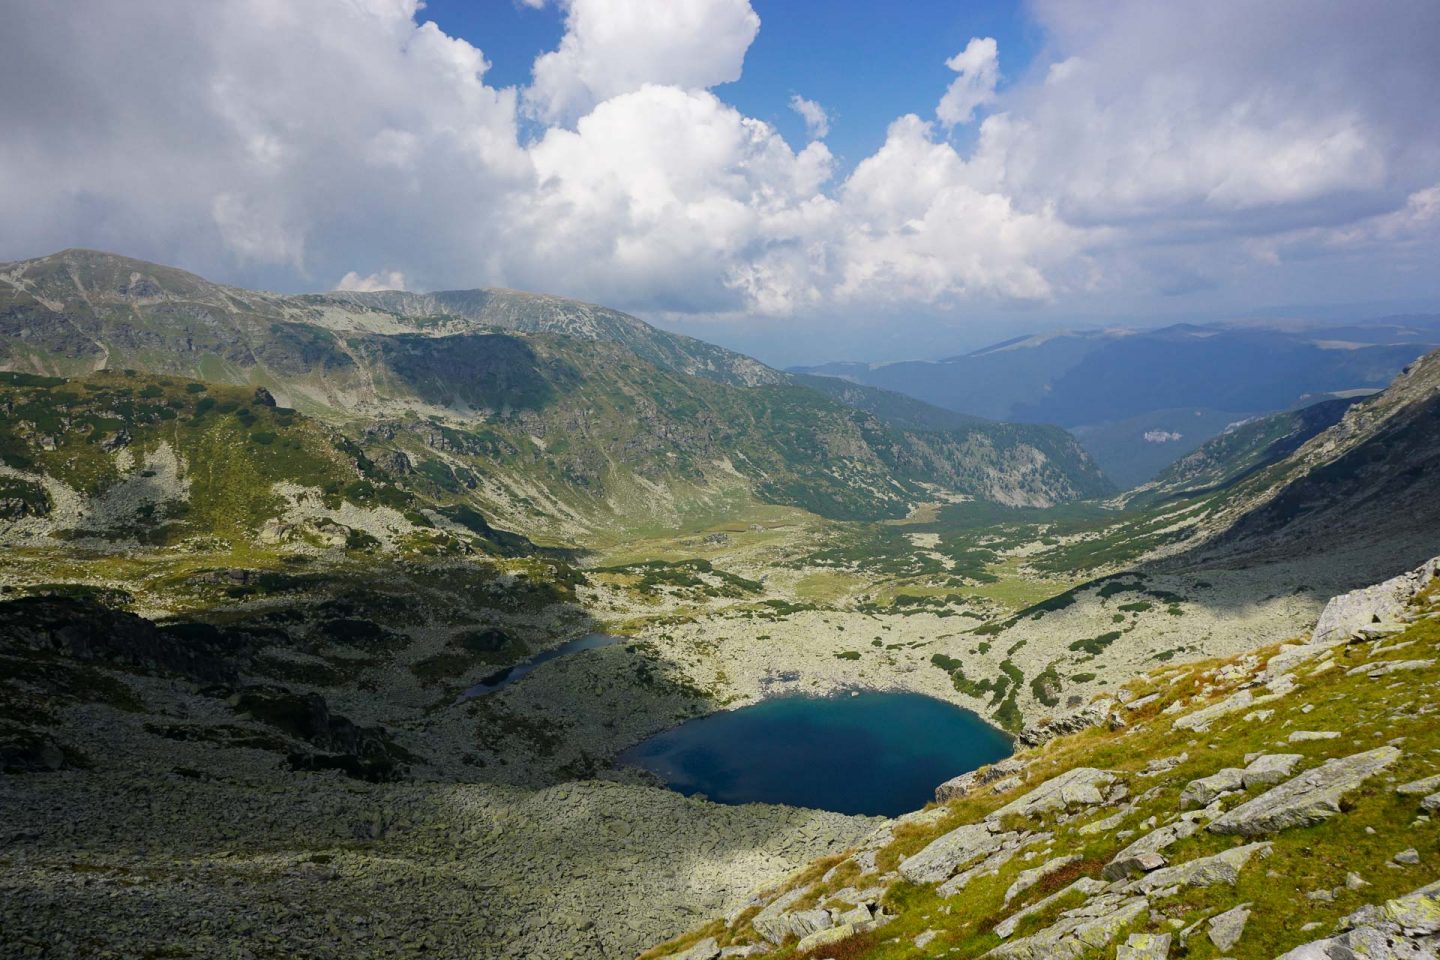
[[419, 0, 1043, 170], [3, 0, 1438, 365]]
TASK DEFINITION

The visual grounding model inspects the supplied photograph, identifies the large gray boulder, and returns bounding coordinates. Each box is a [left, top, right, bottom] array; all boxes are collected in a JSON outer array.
[[1312, 557, 1438, 645], [1208, 746, 1401, 837], [898, 821, 1011, 884], [987, 768, 1116, 821], [1122, 841, 1269, 893]]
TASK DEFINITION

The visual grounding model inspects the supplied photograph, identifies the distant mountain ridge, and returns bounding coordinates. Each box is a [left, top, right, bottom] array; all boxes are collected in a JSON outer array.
[[0, 249, 1111, 533], [793, 319, 1438, 487]]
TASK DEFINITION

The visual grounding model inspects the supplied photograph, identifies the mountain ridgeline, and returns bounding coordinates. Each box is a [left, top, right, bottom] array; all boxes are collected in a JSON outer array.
[[794, 320, 1438, 486], [0, 250, 1110, 536]]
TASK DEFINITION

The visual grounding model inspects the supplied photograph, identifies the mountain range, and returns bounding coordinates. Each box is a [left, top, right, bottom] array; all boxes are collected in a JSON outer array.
[[792, 319, 1439, 487], [0, 249, 1111, 538]]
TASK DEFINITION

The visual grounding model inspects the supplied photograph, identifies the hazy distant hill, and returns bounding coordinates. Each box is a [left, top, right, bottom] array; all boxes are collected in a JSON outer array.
[[794, 320, 1438, 487]]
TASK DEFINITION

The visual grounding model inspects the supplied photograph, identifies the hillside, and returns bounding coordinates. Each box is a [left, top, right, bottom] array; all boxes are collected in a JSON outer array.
[[645, 557, 1440, 959], [0, 250, 1110, 530], [794, 321, 1436, 485], [1124, 396, 1363, 508]]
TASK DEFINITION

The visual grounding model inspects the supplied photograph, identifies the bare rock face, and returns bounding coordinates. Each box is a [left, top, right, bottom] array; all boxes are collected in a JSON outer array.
[[1312, 556, 1438, 645], [936, 758, 1028, 803], [1208, 746, 1401, 837], [1017, 700, 1117, 747]]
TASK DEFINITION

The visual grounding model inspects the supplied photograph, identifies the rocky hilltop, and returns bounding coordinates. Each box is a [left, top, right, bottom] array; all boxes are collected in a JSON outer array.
[[645, 556, 1440, 959]]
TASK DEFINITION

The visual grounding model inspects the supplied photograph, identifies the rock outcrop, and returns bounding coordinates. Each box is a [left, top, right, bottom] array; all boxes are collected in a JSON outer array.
[[1312, 557, 1438, 645], [1208, 746, 1401, 836]]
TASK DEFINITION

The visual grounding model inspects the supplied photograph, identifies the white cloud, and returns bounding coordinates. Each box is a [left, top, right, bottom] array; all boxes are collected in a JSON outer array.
[[789, 94, 829, 139], [0, 0, 1436, 351], [336, 269, 408, 292], [936, 37, 999, 128], [525, 0, 760, 124]]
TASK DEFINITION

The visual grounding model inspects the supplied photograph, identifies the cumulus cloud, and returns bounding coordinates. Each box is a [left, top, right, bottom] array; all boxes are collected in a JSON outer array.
[[336, 269, 408, 292], [0, 0, 1436, 346], [525, 0, 760, 124], [936, 37, 999, 128], [789, 95, 829, 140]]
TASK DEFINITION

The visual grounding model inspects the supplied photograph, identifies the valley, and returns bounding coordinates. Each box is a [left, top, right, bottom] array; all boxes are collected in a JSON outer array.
[[2, 251, 1439, 959]]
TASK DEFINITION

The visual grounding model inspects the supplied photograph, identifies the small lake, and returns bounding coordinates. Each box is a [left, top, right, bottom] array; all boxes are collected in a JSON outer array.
[[459, 632, 621, 698], [617, 691, 1013, 817]]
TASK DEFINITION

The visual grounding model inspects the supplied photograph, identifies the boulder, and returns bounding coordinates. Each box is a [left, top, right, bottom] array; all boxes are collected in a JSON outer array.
[[1123, 842, 1270, 893], [795, 923, 857, 953], [987, 768, 1117, 821], [670, 937, 720, 960], [1116, 933, 1171, 960], [1102, 819, 1201, 880], [992, 878, 1108, 939], [987, 893, 1148, 960], [899, 822, 1010, 885], [1004, 854, 1080, 904], [1396, 774, 1440, 796], [1311, 557, 1438, 645], [1209, 746, 1401, 836], [1241, 753, 1303, 788], [1207, 903, 1251, 952], [1180, 768, 1245, 809], [1173, 689, 1254, 732]]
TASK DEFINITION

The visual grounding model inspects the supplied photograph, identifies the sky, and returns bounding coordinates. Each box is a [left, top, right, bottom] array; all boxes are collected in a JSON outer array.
[[1, 0, 1438, 366]]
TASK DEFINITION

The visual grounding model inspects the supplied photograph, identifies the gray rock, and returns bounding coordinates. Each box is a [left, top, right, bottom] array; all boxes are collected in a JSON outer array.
[[898, 821, 1009, 885], [1017, 700, 1117, 748], [1275, 879, 1440, 958], [750, 889, 813, 945], [1394, 848, 1421, 865], [1288, 730, 1341, 742], [1396, 774, 1440, 796], [1174, 689, 1254, 732], [1241, 753, 1303, 788], [936, 758, 1029, 803], [993, 878, 1109, 939], [1311, 557, 1438, 646], [1209, 746, 1401, 837], [987, 768, 1117, 821], [987, 893, 1149, 959], [795, 922, 858, 953], [1346, 658, 1435, 678], [1181, 768, 1245, 809], [671, 937, 721, 960], [1207, 903, 1250, 952], [1116, 932, 1171, 960], [1004, 854, 1080, 904], [1123, 842, 1270, 893], [1102, 819, 1201, 880]]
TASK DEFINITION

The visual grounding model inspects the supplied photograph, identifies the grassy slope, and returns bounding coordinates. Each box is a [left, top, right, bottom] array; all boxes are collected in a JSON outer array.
[[647, 580, 1440, 959]]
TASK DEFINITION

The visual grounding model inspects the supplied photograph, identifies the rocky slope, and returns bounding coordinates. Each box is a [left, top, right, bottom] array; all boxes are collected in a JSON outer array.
[[645, 556, 1440, 959]]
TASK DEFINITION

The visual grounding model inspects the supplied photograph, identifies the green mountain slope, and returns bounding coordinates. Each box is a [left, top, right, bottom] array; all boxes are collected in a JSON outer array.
[[1125, 395, 1363, 507], [0, 249, 1111, 530]]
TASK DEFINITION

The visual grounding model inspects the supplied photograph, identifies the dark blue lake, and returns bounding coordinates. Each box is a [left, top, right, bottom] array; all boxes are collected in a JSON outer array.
[[617, 692, 1013, 816]]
